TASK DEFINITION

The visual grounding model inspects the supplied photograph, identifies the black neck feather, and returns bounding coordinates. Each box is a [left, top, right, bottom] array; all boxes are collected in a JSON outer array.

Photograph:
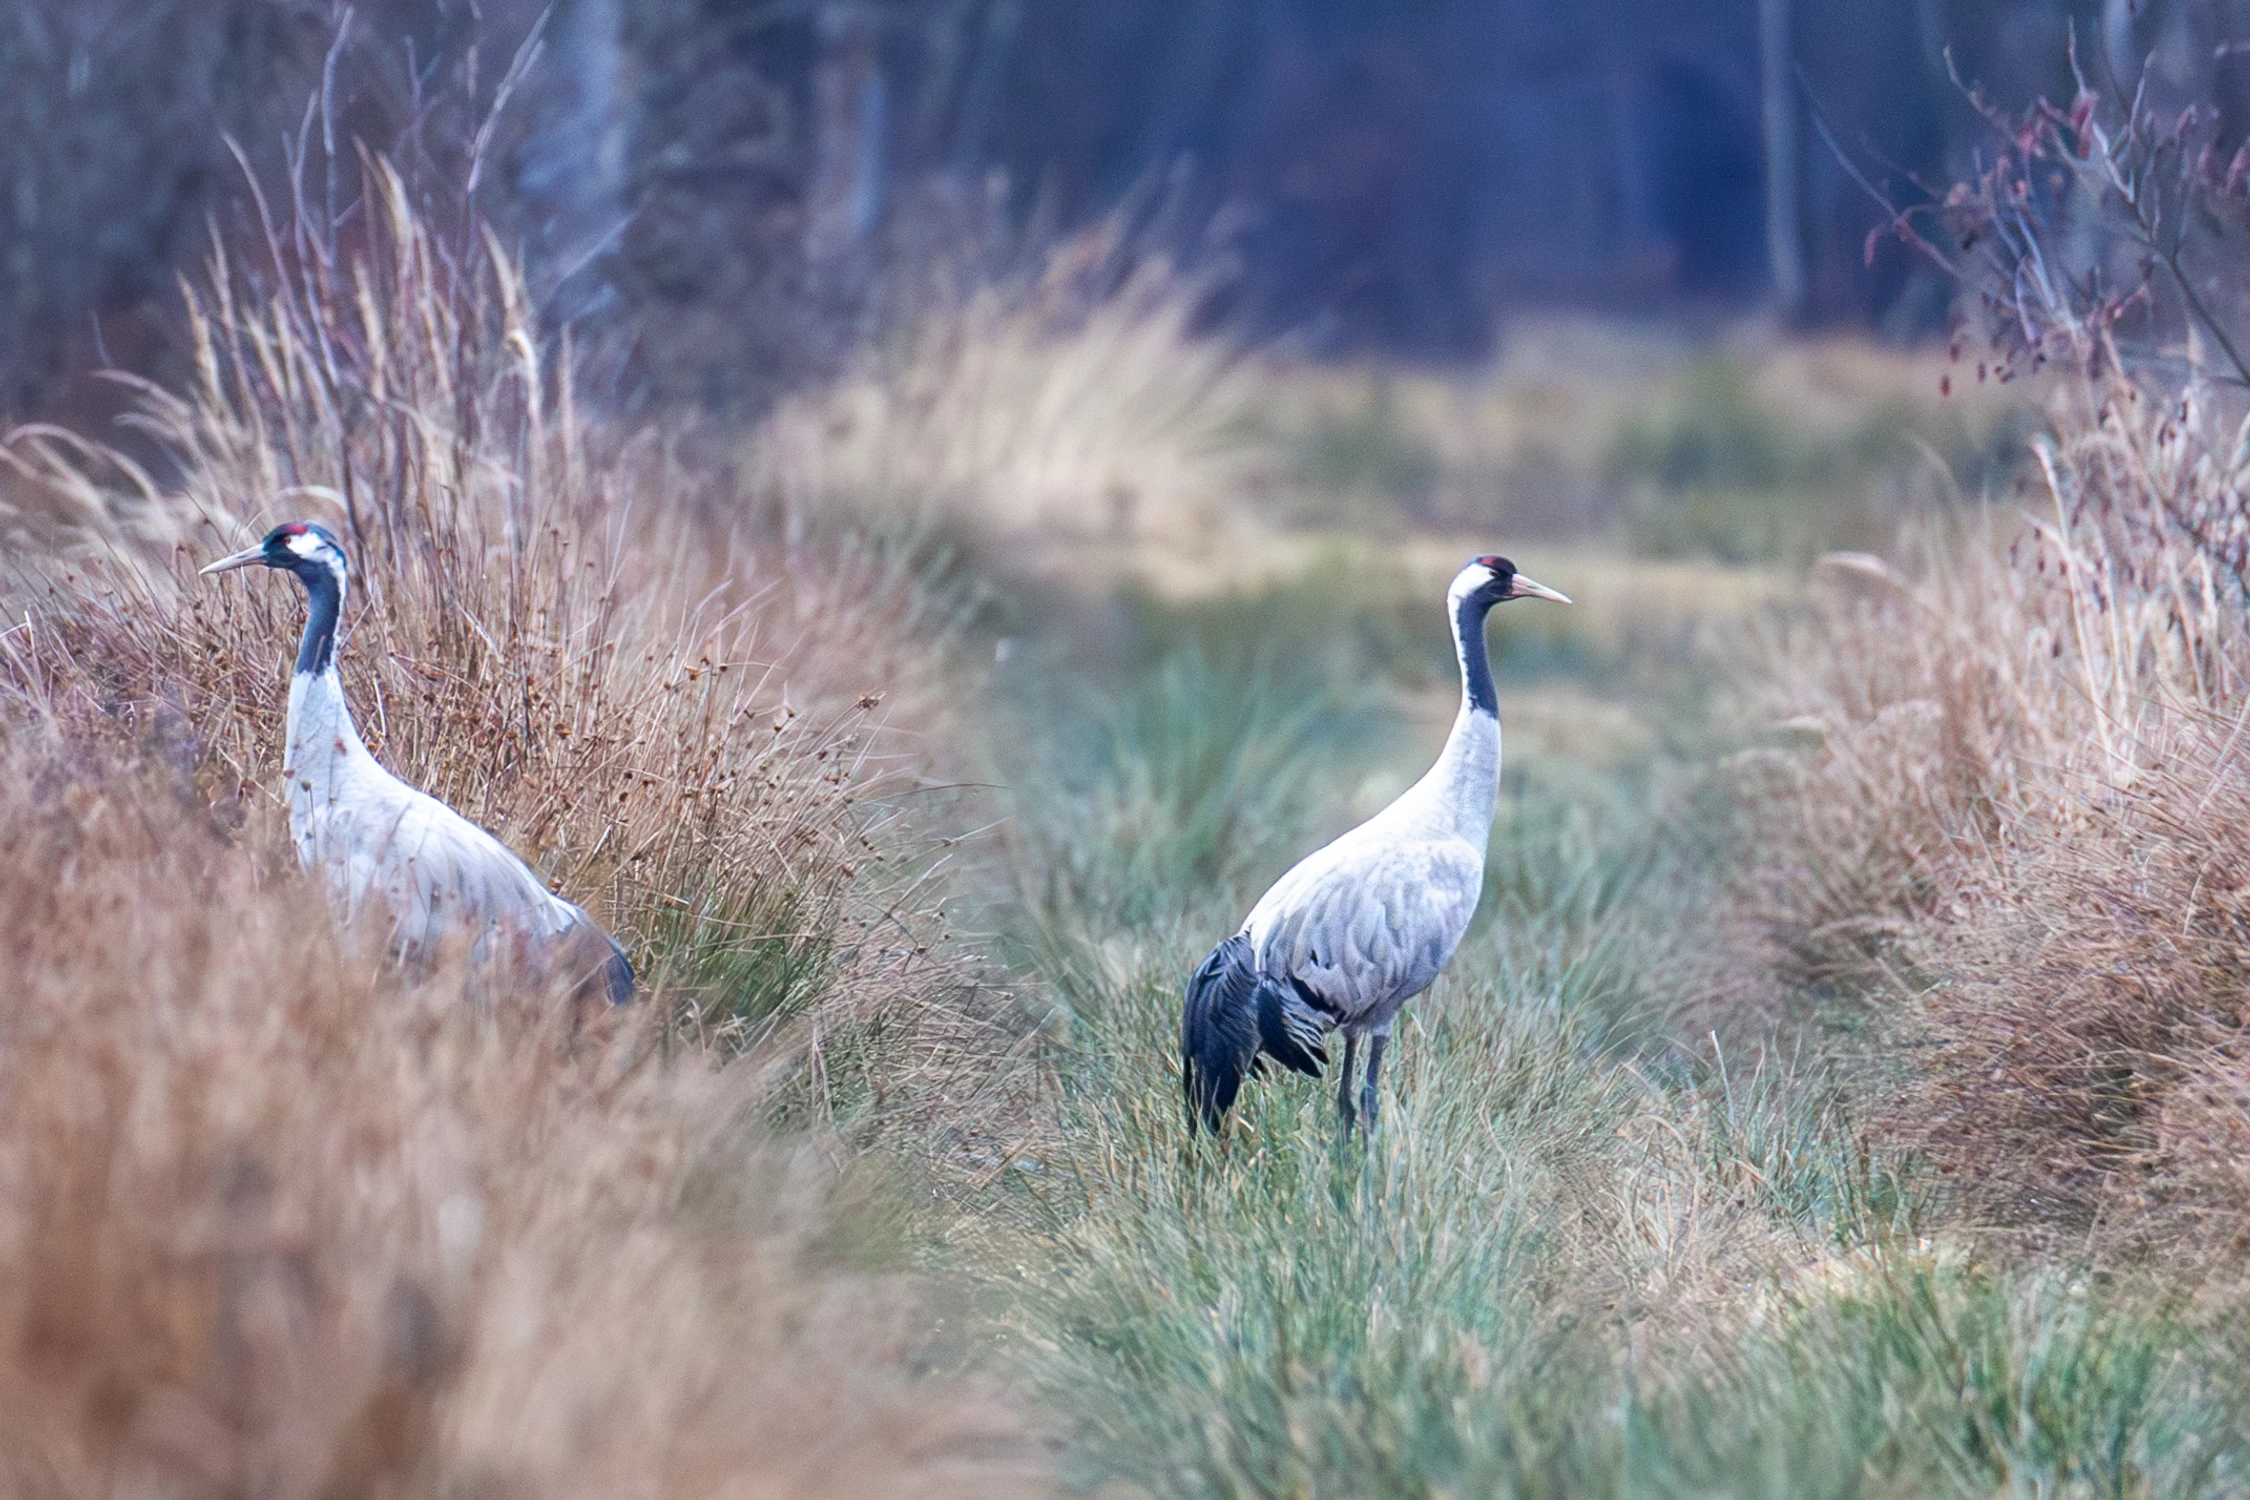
[[293, 563, 343, 677], [1455, 593, 1497, 716]]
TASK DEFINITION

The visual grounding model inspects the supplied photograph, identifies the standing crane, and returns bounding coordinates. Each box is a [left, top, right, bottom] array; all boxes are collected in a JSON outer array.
[[1181, 555, 1568, 1133], [203, 521, 634, 1005]]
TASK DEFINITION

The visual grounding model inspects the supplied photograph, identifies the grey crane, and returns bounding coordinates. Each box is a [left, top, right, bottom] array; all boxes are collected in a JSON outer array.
[[203, 522, 634, 1005], [1181, 554, 1569, 1133]]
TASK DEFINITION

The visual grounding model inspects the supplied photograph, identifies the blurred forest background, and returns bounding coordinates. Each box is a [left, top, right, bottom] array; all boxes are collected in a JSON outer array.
[[9, 0, 2246, 423]]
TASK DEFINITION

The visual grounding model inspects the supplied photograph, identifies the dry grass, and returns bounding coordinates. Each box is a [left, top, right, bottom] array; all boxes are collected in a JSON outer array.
[[0, 160, 1032, 1112], [748, 227, 1262, 557], [1915, 727, 2250, 1243], [1733, 368, 2250, 1249], [0, 733, 1044, 1498], [0, 148, 1061, 1492]]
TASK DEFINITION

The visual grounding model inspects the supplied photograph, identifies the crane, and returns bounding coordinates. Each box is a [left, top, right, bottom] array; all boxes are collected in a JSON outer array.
[[1181, 554, 1568, 1133], [203, 521, 634, 1005]]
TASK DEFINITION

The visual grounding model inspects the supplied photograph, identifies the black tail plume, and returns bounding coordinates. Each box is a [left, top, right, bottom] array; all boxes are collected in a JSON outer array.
[[602, 933, 637, 1006], [1183, 935, 1260, 1131], [560, 911, 638, 1008], [1181, 933, 1329, 1132]]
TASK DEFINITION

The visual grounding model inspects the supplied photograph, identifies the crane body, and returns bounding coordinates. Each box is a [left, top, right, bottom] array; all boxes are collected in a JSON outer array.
[[205, 522, 633, 1005], [1182, 555, 1567, 1132]]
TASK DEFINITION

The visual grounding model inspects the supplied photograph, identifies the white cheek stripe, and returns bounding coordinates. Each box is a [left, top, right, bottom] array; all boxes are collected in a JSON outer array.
[[1446, 563, 1497, 608]]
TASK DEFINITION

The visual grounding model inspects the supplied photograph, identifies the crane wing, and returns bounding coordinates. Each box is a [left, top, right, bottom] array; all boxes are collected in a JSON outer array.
[[1243, 835, 1486, 1023], [314, 777, 580, 964]]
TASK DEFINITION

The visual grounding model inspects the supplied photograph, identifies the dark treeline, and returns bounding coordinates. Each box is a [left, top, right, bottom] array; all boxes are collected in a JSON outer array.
[[7, 0, 2250, 418]]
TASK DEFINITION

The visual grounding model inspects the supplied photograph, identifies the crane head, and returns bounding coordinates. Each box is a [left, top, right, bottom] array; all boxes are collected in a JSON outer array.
[[1455, 554, 1570, 609], [200, 521, 349, 582]]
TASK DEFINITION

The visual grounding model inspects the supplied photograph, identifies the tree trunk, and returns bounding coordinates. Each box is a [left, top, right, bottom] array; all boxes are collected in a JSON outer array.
[[1760, 0, 1809, 323], [807, 5, 890, 263], [505, 0, 625, 318]]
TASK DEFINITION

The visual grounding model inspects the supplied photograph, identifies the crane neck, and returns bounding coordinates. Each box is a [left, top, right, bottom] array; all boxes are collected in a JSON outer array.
[[1378, 589, 1502, 844], [1453, 592, 1498, 718], [284, 561, 371, 779], [294, 561, 344, 677]]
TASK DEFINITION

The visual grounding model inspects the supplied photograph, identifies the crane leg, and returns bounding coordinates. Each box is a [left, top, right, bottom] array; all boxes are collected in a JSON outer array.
[[1359, 1034, 1387, 1128], [1335, 1033, 1360, 1132]]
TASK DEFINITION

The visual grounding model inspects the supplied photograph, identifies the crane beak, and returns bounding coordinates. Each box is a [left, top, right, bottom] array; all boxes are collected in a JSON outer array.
[[199, 544, 268, 577], [1506, 573, 1571, 605]]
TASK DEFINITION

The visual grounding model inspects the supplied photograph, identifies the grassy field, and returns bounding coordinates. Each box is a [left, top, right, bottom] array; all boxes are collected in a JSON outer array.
[[6, 188, 2250, 1497], [925, 334, 2250, 1496]]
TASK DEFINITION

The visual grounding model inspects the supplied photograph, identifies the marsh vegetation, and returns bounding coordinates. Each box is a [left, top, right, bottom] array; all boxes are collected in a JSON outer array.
[[8, 76, 2250, 1500]]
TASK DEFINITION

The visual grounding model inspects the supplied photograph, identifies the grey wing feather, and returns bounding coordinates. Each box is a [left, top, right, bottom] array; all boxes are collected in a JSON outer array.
[[321, 784, 612, 974], [363, 793, 571, 955], [377, 796, 637, 1003], [1249, 838, 1485, 1023], [1261, 978, 1335, 1074]]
